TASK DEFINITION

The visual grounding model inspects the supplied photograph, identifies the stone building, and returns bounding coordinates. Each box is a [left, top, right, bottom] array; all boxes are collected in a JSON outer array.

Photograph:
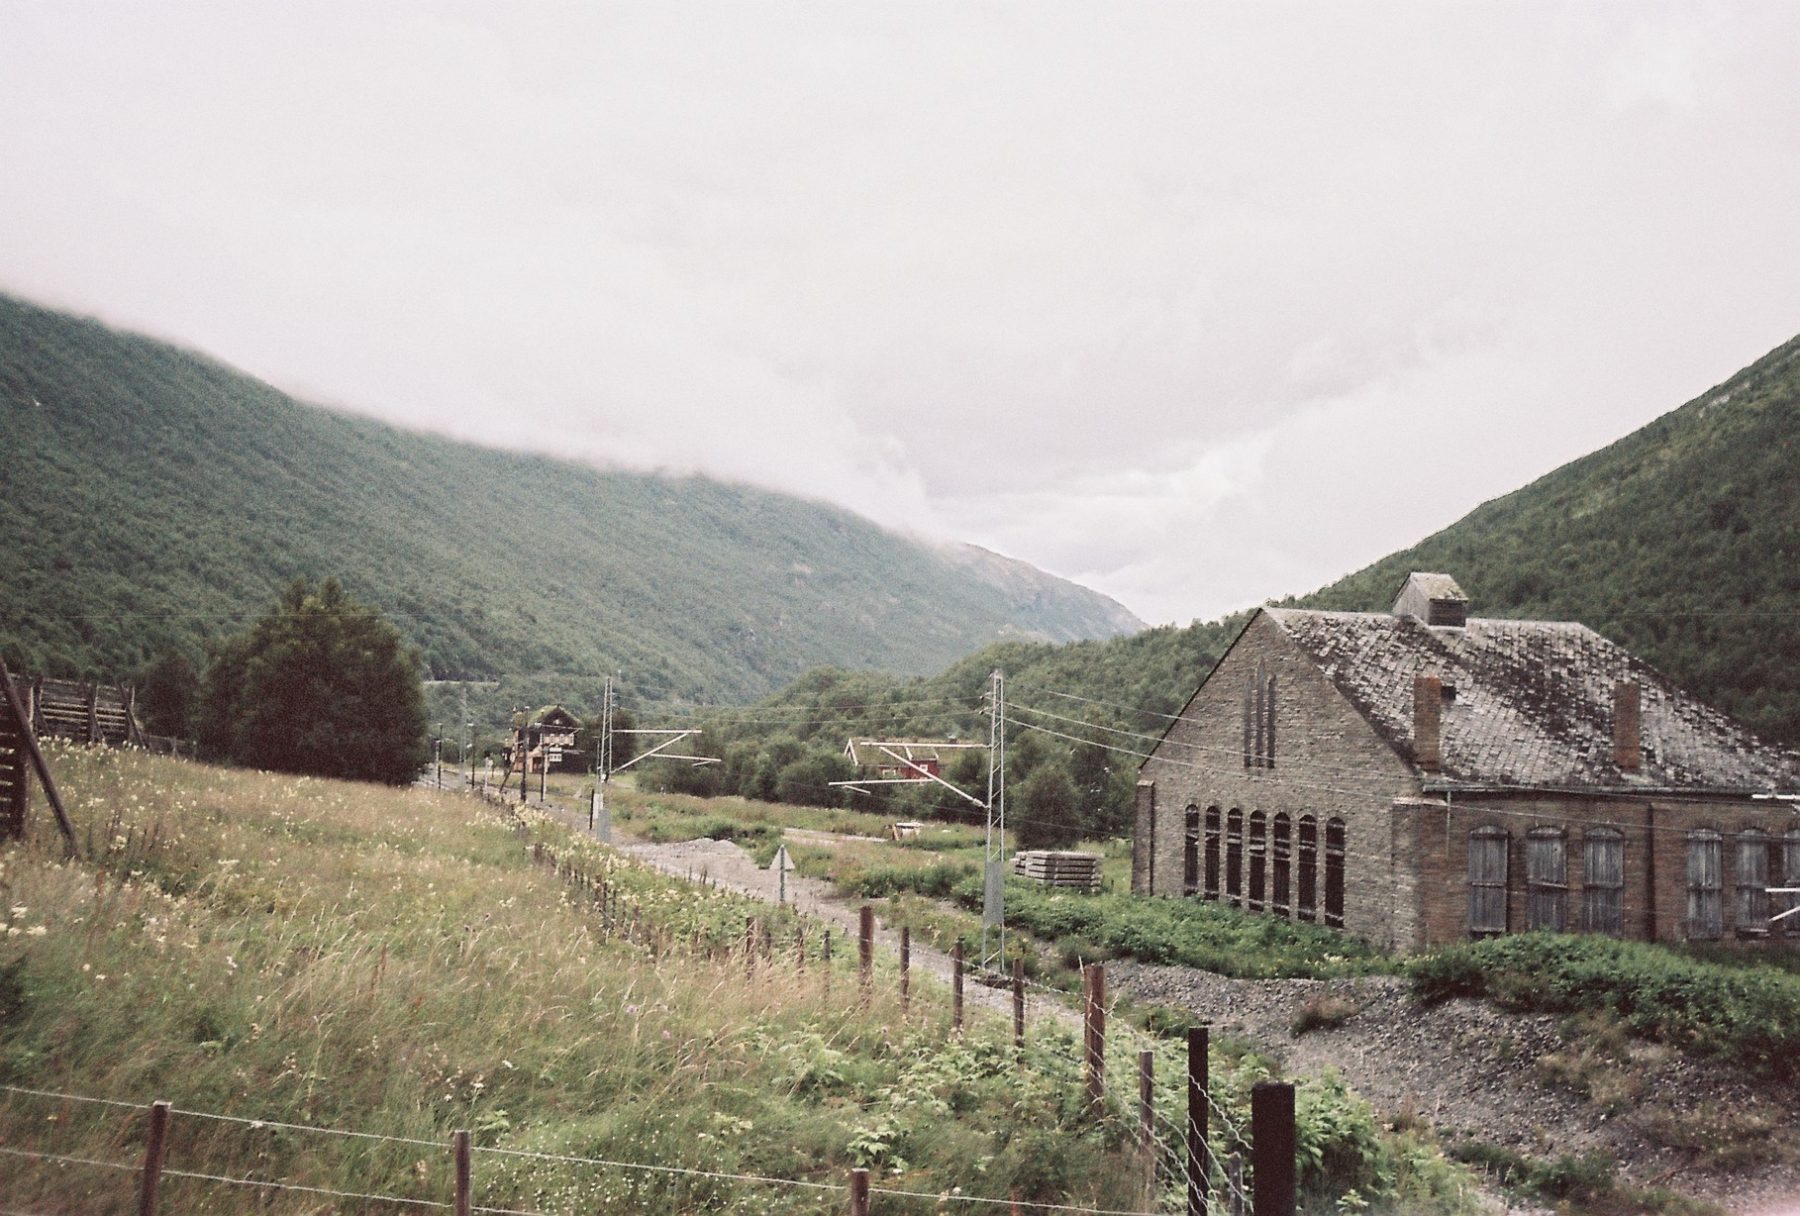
[[1132, 573, 1800, 950]]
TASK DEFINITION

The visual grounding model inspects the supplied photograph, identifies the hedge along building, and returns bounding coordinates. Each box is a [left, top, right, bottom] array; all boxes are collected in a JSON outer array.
[[1132, 573, 1800, 950]]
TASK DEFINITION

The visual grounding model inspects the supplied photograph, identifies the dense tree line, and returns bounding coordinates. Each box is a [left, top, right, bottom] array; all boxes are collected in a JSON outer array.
[[136, 579, 427, 786]]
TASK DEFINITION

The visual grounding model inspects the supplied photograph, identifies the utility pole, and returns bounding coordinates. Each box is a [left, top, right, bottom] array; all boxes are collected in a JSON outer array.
[[461, 683, 472, 788], [592, 675, 614, 842], [981, 668, 1007, 975]]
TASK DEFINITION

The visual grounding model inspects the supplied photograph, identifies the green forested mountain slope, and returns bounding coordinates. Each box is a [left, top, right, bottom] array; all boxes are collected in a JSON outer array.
[[0, 295, 1140, 703], [1292, 332, 1800, 747], [698, 331, 1800, 768]]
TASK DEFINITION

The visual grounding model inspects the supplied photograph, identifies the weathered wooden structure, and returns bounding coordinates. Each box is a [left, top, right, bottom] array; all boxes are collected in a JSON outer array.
[[0, 660, 76, 850]]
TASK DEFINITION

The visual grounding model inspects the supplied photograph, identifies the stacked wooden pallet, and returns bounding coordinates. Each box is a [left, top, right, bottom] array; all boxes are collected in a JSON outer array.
[[1011, 850, 1102, 891]]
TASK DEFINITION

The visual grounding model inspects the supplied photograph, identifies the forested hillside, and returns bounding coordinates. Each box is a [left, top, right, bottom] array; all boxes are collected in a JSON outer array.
[[0, 295, 1140, 704]]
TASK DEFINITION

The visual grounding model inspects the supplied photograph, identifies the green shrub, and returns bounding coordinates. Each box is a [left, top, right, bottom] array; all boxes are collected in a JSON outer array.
[[1408, 933, 1800, 1080]]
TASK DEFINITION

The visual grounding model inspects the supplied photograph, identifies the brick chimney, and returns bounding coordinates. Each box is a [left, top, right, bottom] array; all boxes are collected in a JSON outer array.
[[1613, 680, 1642, 772], [1414, 674, 1442, 772]]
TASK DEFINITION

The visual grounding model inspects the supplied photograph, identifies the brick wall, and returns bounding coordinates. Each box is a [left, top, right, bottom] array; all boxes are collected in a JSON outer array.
[[1137, 611, 1421, 948]]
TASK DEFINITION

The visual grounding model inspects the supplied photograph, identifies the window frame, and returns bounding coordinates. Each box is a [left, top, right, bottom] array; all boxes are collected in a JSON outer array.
[[1526, 827, 1568, 932], [1580, 827, 1624, 937], [1687, 827, 1724, 941], [1468, 825, 1509, 938]]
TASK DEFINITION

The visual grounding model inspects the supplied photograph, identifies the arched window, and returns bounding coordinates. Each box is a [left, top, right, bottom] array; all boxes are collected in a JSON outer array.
[[1526, 827, 1568, 932], [1468, 826, 1509, 937], [1183, 806, 1201, 896], [1324, 817, 1346, 927], [1581, 828, 1624, 937], [1736, 829, 1772, 937], [1248, 812, 1267, 911], [1226, 808, 1244, 906], [1687, 828, 1723, 940], [1785, 828, 1800, 938], [1272, 813, 1292, 917], [1203, 806, 1221, 900], [1297, 814, 1318, 922]]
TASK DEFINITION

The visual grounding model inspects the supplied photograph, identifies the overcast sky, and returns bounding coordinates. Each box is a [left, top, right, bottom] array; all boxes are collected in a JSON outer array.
[[4, 2, 1797, 626]]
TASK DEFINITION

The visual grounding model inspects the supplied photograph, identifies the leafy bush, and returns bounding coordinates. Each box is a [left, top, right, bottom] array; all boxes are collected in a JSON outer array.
[[1408, 933, 1800, 1079]]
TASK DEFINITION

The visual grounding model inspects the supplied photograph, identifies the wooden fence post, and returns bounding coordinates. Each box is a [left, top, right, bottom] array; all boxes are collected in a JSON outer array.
[[1012, 958, 1025, 1050], [858, 905, 873, 1004], [1250, 1081, 1295, 1216], [898, 926, 909, 1011], [1139, 1048, 1156, 1199], [849, 1166, 871, 1216], [1188, 1025, 1209, 1216], [453, 1129, 472, 1216], [1227, 1154, 1244, 1216], [1083, 963, 1106, 1116], [951, 942, 964, 1032], [85, 682, 99, 744], [137, 1100, 171, 1216]]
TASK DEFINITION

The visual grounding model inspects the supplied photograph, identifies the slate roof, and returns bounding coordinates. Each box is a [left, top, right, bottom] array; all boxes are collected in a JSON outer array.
[[1264, 607, 1800, 793]]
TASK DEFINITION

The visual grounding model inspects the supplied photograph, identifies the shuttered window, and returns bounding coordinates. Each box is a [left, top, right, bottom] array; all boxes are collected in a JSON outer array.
[[1687, 829, 1723, 941], [1526, 828, 1568, 932], [1736, 830, 1771, 937], [1203, 806, 1221, 900], [1324, 818, 1346, 928], [1183, 806, 1201, 896], [1272, 813, 1292, 917], [1248, 811, 1267, 911], [1225, 808, 1243, 905], [1581, 829, 1624, 937], [1786, 828, 1800, 938], [1297, 815, 1317, 922], [1468, 827, 1508, 937]]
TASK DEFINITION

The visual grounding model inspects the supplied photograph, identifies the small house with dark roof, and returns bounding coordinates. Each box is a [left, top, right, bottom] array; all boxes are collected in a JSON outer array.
[[505, 705, 585, 775], [1132, 573, 1800, 949]]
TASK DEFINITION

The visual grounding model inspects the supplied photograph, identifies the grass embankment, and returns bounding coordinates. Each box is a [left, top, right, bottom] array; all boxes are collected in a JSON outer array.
[[1409, 933, 1800, 1082], [0, 746, 1158, 1213]]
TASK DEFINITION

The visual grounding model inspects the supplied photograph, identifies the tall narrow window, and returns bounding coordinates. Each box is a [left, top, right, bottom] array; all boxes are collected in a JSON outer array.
[[1297, 814, 1318, 922], [1526, 828, 1568, 932], [1260, 672, 1274, 769], [1183, 806, 1201, 896], [1785, 827, 1800, 938], [1241, 675, 1255, 769], [1468, 826, 1509, 937], [1242, 661, 1275, 768], [1248, 812, 1267, 911], [1203, 806, 1221, 900], [1324, 817, 1346, 927], [1687, 828, 1723, 940], [1581, 828, 1624, 936], [1736, 829, 1771, 936], [1272, 813, 1292, 916], [1226, 808, 1244, 906]]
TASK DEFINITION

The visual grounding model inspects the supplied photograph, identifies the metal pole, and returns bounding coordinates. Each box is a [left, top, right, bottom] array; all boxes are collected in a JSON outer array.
[[981, 669, 1006, 973]]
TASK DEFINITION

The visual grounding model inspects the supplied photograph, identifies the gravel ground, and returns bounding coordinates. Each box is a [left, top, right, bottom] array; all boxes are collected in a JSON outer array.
[[1109, 961, 1800, 1215]]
